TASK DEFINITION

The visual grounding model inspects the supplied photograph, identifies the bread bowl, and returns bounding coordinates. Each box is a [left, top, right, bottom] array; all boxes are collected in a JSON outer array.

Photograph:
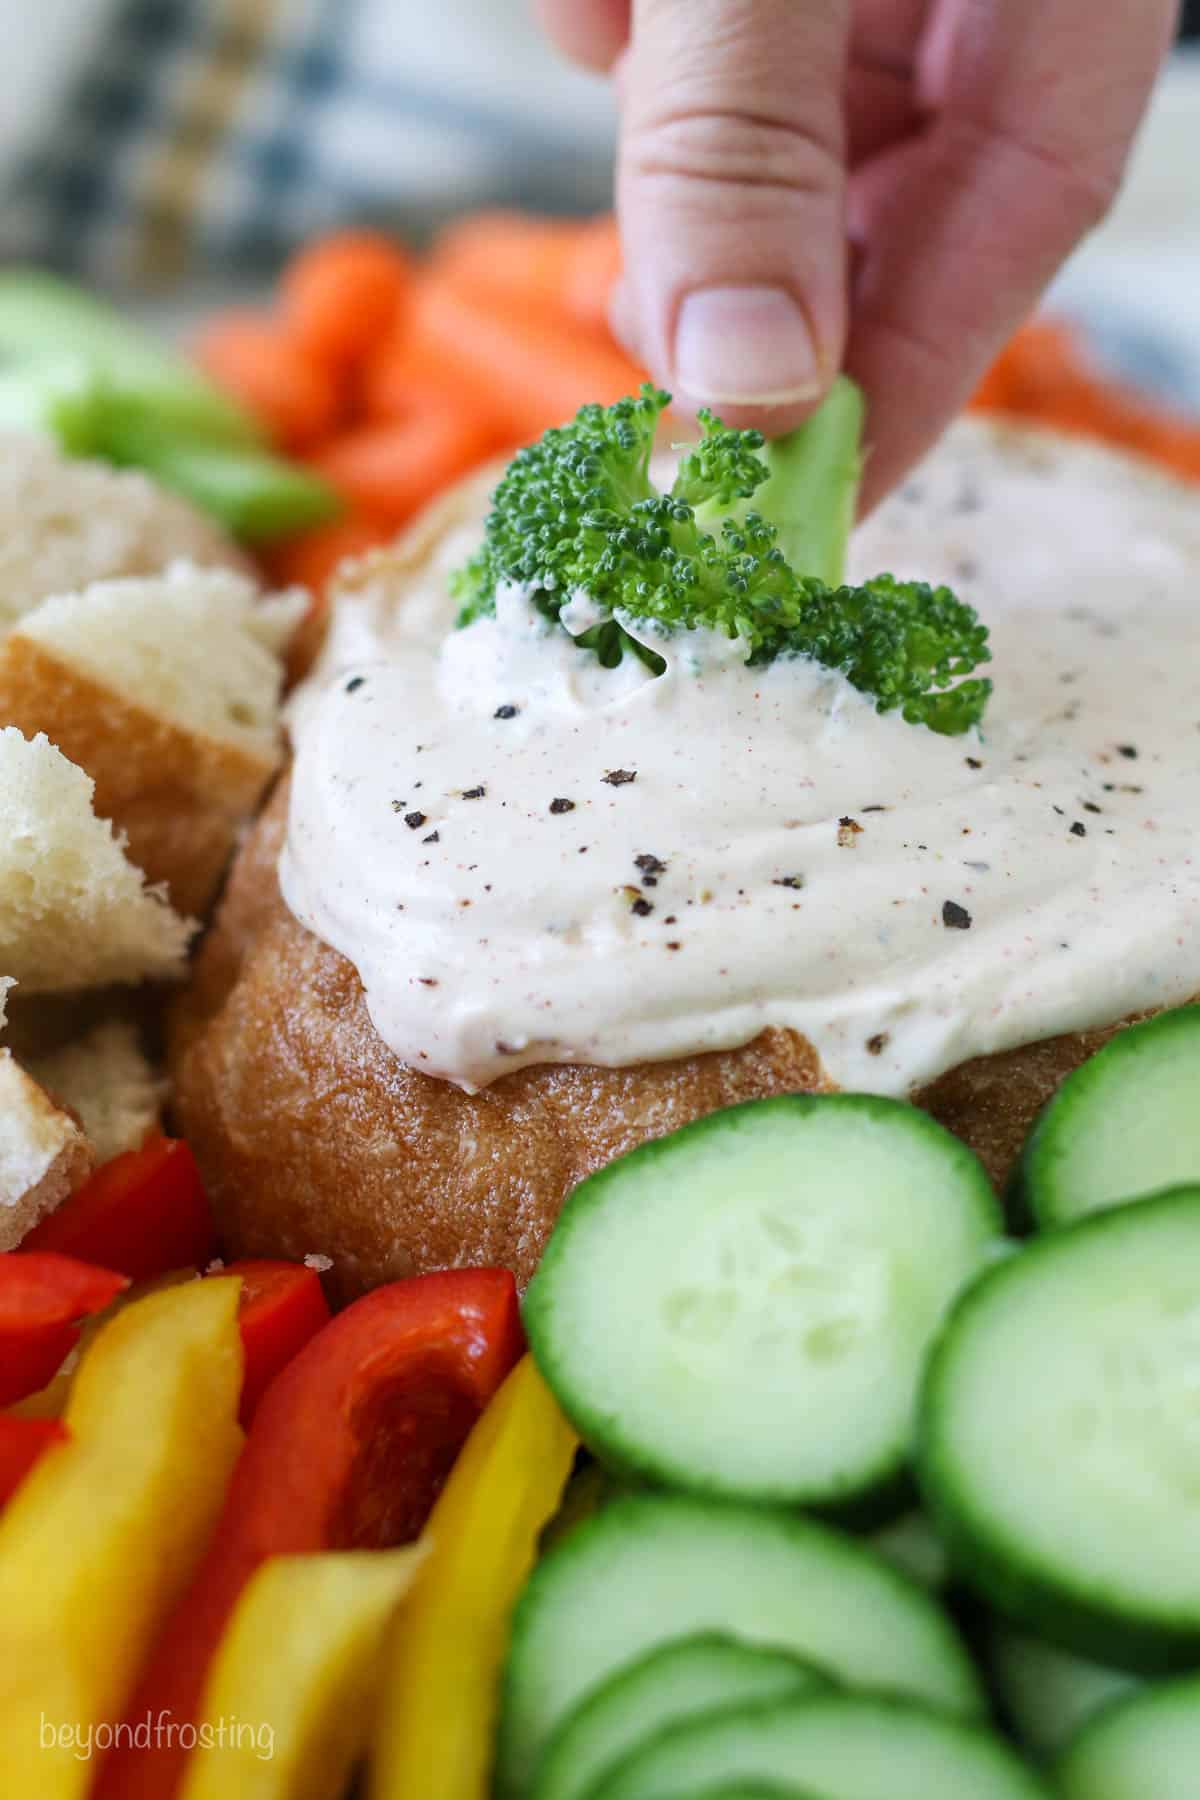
[[170, 413, 1200, 1299]]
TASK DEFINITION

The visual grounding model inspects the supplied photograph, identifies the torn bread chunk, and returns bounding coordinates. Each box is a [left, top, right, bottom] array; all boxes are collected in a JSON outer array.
[[0, 1049, 94, 1249], [0, 566, 303, 916], [0, 433, 250, 634], [29, 1020, 165, 1164], [0, 727, 193, 992]]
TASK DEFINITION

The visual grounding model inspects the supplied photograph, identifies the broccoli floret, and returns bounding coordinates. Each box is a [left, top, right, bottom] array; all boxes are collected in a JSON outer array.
[[452, 382, 991, 734]]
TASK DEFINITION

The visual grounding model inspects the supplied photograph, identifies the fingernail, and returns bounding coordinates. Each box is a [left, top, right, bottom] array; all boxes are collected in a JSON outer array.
[[673, 286, 823, 409]]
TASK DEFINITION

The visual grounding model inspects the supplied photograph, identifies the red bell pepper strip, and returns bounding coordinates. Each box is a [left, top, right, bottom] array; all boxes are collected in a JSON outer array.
[[21, 1138, 217, 1281], [96, 1266, 523, 1800], [221, 1259, 332, 1425], [0, 1252, 128, 1404], [0, 1414, 68, 1504]]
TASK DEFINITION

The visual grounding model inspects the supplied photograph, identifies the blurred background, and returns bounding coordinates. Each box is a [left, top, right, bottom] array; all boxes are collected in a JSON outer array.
[[0, 4, 1196, 298], [0, 0, 1194, 549]]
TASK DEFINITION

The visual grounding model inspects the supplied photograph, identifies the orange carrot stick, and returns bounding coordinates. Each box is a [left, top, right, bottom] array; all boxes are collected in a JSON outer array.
[[193, 311, 345, 451], [972, 318, 1200, 485], [312, 393, 498, 528], [360, 331, 503, 430], [409, 275, 648, 444], [429, 211, 584, 312], [281, 230, 416, 369]]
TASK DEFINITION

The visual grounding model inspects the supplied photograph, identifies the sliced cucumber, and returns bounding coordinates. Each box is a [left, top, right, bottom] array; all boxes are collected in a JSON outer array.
[[495, 1492, 985, 1800], [525, 1095, 1000, 1509], [671, 1787, 827, 1800], [918, 1186, 1200, 1670], [0, 270, 260, 446], [674, 1788, 824, 1800], [866, 1512, 950, 1593], [532, 1633, 829, 1800], [1056, 1672, 1200, 1800], [99, 411, 340, 544], [989, 1623, 1141, 1758], [590, 1694, 1050, 1800], [1011, 1006, 1200, 1229]]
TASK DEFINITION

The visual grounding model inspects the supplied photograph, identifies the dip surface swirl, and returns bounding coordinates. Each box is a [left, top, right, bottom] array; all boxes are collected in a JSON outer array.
[[281, 420, 1200, 1094]]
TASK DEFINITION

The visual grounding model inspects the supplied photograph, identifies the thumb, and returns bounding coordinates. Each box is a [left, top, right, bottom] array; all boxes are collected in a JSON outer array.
[[615, 0, 852, 430]]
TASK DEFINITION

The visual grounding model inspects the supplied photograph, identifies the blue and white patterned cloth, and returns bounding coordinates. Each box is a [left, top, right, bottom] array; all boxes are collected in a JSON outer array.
[[0, 0, 616, 286], [1, 2, 1197, 414]]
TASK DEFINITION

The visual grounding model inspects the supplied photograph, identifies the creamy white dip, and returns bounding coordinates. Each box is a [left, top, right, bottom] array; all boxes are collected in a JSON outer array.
[[281, 420, 1200, 1094]]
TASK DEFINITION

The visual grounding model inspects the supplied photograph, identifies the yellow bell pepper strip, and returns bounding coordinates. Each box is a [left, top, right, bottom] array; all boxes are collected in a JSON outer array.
[[0, 1279, 243, 1800], [11, 1268, 197, 1421], [180, 1545, 426, 1800], [370, 1353, 578, 1800]]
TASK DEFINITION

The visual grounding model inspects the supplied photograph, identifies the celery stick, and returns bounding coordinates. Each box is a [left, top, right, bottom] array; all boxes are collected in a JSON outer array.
[[0, 354, 105, 454], [0, 270, 262, 447], [100, 412, 341, 543]]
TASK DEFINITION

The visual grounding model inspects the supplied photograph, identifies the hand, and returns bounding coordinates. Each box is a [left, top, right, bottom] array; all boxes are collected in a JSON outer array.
[[535, 0, 1177, 507]]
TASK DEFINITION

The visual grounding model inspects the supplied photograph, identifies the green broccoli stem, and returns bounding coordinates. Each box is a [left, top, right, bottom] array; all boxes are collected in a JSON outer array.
[[452, 381, 992, 734], [745, 376, 864, 588]]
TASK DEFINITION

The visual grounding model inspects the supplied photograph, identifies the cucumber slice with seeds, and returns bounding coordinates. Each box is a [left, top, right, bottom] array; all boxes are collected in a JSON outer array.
[[525, 1095, 1001, 1509], [532, 1633, 829, 1800], [1011, 1006, 1200, 1229], [1056, 1671, 1200, 1800], [495, 1492, 986, 1800], [919, 1186, 1200, 1670], [589, 1694, 1050, 1800]]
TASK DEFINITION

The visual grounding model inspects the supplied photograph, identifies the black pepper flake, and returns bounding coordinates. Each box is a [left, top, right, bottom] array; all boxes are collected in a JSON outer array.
[[966, 757, 983, 769], [422, 830, 440, 844], [417, 977, 438, 986], [549, 797, 575, 815], [634, 853, 666, 877], [1070, 821, 1087, 837], [942, 900, 973, 930], [494, 704, 519, 719], [462, 785, 486, 800], [602, 769, 637, 786], [404, 811, 426, 830], [773, 875, 805, 890], [1052, 804, 1065, 816], [866, 1033, 890, 1056], [1083, 801, 1102, 814], [1117, 744, 1138, 759], [664, 914, 678, 924], [666, 941, 682, 951], [345, 676, 365, 694], [861, 804, 888, 814], [631, 897, 654, 917]]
